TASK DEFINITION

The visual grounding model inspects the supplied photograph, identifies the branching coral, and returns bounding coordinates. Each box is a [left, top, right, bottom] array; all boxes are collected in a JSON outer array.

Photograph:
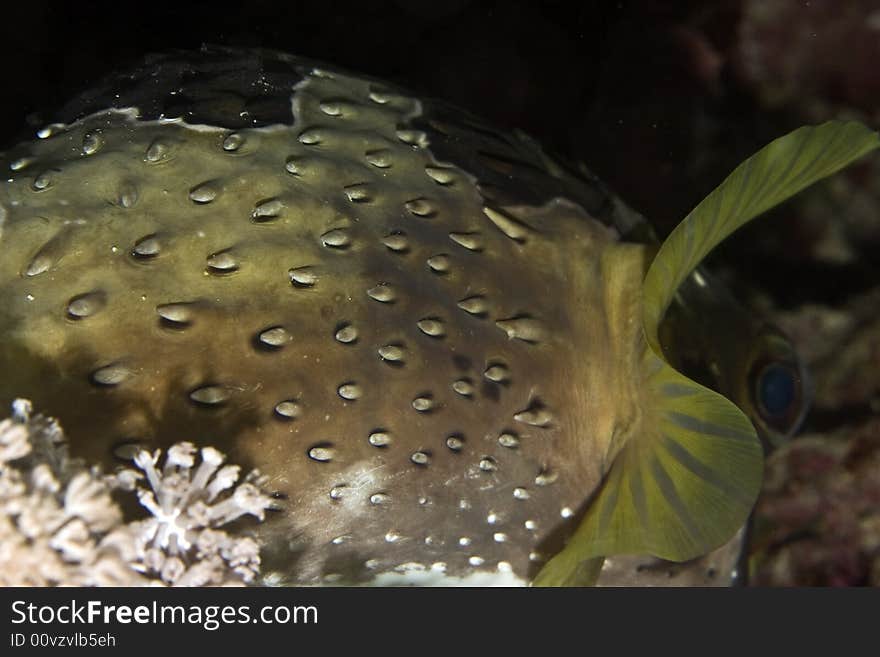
[[0, 400, 274, 586]]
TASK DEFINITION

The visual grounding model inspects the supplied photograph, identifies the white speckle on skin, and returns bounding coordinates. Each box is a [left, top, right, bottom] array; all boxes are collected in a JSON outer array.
[[261, 572, 284, 587], [370, 563, 525, 587]]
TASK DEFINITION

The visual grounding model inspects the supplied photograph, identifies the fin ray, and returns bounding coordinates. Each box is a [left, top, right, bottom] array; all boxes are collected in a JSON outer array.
[[643, 120, 880, 354]]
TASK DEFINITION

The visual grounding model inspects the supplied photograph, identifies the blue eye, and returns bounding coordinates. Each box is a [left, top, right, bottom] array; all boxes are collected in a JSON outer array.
[[747, 332, 810, 445], [756, 363, 796, 418]]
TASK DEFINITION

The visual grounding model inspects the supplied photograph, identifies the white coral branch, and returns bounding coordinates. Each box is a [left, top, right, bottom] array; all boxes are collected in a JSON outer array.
[[114, 442, 273, 585], [0, 399, 275, 587]]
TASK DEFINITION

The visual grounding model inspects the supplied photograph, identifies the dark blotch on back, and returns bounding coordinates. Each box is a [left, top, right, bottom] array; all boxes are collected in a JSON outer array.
[[411, 101, 610, 218], [53, 47, 305, 129]]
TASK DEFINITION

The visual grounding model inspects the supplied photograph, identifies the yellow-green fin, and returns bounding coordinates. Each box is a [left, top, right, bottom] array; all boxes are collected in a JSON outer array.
[[534, 121, 880, 586], [642, 120, 880, 353]]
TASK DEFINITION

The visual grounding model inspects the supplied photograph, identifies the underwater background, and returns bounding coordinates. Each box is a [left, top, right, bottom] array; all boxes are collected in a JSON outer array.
[[1, 0, 878, 585]]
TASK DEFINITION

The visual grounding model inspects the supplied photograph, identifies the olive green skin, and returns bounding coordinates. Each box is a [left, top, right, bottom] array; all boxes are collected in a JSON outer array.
[[0, 48, 784, 585]]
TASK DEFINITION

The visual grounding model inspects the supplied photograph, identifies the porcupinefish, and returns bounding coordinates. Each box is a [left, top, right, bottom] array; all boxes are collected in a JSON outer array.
[[0, 47, 876, 586]]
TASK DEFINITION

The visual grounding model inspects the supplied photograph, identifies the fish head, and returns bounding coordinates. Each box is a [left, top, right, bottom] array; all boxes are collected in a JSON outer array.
[[535, 120, 878, 585], [659, 268, 811, 451]]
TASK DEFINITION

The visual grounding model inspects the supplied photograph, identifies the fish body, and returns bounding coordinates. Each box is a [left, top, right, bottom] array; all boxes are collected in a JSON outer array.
[[1, 48, 875, 585]]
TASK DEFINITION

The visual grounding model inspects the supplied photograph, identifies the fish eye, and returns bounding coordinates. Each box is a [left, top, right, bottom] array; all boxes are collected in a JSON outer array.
[[755, 362, 798, 420], [745, 330, 810, 446]]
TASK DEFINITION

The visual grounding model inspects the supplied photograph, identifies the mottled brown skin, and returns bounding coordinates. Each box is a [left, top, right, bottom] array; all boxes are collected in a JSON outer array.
[[0, 52, 654, 584]]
